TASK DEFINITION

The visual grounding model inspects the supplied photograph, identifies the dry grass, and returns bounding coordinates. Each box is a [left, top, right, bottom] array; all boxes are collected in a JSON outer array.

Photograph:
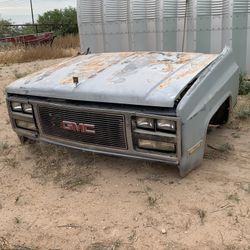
[[235, 104, 250, 120], [29, 143, 97, 190], [53, 34, 80, 48], [0, 35, 80, 64], [86, 240, 122, 250], [0, 141, 10, 153], [227, 193, 240, 203], [197, 208, 206, 225], [239, 73, 250, 95], [0, 236, 36, 250], [218, 143, 234, 153]]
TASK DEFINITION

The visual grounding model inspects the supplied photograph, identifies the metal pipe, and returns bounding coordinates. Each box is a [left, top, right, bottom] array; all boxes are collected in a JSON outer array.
[[182, 0, 188, 52], [29, 0, 35, 25], [29, 0, 38, 33]]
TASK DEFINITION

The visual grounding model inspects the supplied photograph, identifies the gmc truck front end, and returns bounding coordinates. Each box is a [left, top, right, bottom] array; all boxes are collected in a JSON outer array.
[[7, 95, 181, 166], [5, 49, 239, 176]]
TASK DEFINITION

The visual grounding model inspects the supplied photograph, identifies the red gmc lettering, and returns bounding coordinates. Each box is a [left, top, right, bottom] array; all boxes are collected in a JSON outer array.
[[61, 121, 95, 134]]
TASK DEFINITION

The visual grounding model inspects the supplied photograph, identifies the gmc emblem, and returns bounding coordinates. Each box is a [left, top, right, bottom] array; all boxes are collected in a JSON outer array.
[[61, 121, 95, 134]]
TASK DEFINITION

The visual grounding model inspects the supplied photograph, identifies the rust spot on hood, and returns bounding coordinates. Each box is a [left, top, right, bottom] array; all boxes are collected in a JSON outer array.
[[159, 54, 218, 89], [149, 52, 199, 74], [60, 52, 133, 85]]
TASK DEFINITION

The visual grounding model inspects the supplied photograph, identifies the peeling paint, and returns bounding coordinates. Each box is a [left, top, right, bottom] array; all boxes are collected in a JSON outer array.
[[6, 51, 219, 108]]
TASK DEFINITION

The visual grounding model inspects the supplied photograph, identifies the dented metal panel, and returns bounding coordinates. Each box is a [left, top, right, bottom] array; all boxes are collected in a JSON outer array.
[[5, 46, 239, 177], [77, 0, 250, 74], [6, 51, 218, 108], [176, 46, 239, 176]]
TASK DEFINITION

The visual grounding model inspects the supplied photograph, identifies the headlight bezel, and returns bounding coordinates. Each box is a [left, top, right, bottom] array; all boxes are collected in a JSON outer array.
[[8, 99, 37, 132], [132, 115, 179, 155], [10, 101, 33, 114], [134, 116, 176, 133]]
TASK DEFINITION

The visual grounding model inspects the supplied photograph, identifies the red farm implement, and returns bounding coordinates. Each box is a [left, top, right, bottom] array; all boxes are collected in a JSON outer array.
[[0, 32, 56, 46]]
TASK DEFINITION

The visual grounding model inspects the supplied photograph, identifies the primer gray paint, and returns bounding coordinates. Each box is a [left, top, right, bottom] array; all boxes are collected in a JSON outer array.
[[6, 51, 218, 108]]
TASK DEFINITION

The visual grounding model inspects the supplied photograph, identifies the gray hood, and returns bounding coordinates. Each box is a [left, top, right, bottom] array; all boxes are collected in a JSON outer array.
[[6, 51, 218, 107]]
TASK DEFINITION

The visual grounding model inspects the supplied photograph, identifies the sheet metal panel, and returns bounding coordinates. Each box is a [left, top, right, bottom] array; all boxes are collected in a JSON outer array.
[[6, 52, 219, 108], [77, 0, 250, 73]]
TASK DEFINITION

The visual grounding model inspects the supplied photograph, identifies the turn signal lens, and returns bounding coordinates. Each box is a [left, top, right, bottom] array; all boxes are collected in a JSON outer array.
[[15, 120, 36, 131], [138, 139, 175, 152]]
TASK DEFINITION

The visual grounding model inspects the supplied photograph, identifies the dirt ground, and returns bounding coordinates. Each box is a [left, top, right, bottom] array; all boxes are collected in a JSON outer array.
[[0, 59, 250, 250]]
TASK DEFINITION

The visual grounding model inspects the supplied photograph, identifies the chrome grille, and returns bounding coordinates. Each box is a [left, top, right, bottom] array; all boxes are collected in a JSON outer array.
[[37, 105, 127, 149]]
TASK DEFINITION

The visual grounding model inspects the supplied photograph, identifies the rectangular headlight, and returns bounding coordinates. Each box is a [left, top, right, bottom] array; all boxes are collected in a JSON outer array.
[[136, 117, 154, 129], [15, 120, 36, 131], [157, 119, 176, 132], [138, 139, 175, 152], [22, 103, 33, 114], [11, 102, 22, 112]]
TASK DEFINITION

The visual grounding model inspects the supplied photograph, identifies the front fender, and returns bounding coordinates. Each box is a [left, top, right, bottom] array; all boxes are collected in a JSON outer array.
[[176, 47, 239, 176]]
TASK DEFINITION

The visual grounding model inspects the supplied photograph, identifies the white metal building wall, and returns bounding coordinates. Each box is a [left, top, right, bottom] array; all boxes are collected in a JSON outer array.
[[77, 0, 250, 73]]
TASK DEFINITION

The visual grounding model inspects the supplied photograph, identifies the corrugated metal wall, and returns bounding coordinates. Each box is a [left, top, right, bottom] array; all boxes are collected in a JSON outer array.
[[77, 0, 250, 73]]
